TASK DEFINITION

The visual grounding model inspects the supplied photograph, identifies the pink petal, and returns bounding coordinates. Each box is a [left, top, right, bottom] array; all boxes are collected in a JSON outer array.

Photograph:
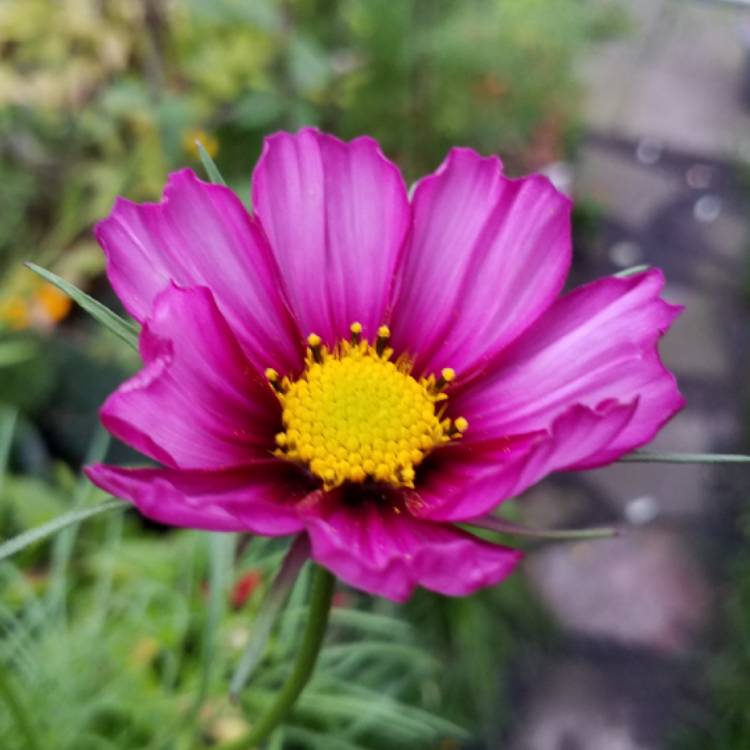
[[252, 128, 409, 346], [415, 400, 638, 522], [101, 285, 279, 470], [453, 269, 684, 464], [299, 488, 521, 601], [86, 462, 307, 535], [96, 169, 301, 372], [389, 148, 571, 379]]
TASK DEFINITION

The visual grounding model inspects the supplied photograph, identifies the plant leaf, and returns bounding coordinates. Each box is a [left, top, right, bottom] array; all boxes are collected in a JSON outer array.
[[25, 263, 139, 350], [0, 499, 126, 562], [614, 264, 650, 278], [467, 515, 618, 541], [619, 451, 750, 464], [196, 141, 227, 186], [230, 536, 310, 699]]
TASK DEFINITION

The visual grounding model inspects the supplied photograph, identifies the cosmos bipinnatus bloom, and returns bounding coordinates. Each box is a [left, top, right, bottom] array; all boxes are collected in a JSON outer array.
[[86, 128, 684, 602]]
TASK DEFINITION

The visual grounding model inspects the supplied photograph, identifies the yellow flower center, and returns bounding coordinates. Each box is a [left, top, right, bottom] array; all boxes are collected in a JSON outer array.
[[267, 323, 467, 490]]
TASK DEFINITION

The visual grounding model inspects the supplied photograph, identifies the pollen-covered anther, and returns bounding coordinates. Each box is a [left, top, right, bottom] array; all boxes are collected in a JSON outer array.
[[265, 368, 286, 394], [375, 324, 391, 356], [306, 333, 323, 364], [435, 367, 456, 391], [269, 322, 468, 490]]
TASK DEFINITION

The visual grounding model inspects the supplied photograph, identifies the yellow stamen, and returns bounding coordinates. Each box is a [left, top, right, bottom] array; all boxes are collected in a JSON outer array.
[[265, 368, 285, 393], [453, 417, 469, 434], [375, 324, 391, 356], [435, 367, 456, 390], [270, 323, 467, 490], [307, 333, 323, 363]]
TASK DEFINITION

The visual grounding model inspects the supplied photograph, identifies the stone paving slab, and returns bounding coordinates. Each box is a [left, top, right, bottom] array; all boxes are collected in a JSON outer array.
[[580, 0, 750, 158], [504, 3, 750, 748], [525, 528, 712, 654]]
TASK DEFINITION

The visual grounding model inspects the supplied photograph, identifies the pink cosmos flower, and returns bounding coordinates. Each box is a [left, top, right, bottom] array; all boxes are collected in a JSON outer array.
[[86, 128, 684, 602]]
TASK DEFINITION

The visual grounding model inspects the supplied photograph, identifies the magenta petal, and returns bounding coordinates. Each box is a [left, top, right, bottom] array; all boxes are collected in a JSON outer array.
[[453, 269, 684, 463], [389, 148, 571, 379], [300, 491, 521, 601], [415, 400, 638, 522], [86, 463, 306, 535], [95, 168, 301, 372], [252, 128, 410, 345], [101, 285, 278, 470]]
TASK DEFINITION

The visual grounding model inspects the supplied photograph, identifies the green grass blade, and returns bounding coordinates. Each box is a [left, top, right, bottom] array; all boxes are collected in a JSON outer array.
[[196, 141, 227, 185], [0, 499, 125, 562], [25, 263, 139, 350]]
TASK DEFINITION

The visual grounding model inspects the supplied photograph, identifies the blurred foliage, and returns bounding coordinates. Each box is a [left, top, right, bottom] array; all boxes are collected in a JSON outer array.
[[0, 446, 464, 748], [0, 413, 547, 748], [405, 576, 552, 739], [0, 0, 622, 440], [0, 0, 618, 269]]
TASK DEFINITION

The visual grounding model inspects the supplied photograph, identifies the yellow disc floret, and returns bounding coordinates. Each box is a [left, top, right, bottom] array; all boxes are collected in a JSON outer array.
[[268, 323, 467, 490]]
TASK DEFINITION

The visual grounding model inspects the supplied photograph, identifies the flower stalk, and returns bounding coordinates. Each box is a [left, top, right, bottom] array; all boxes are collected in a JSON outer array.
[[220, 565, 335, 750]]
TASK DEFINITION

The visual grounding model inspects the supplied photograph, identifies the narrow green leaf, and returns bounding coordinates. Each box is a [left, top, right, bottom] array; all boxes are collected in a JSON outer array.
[[294, 690, 467, 740], [196, 141, 227, 185], [467, 516, 619, 541], [25, 263, 139, 350], [619, 451, 750, 464], [230, 536, 310, 699], [0, 499, 125, 562], [614, 264, 650, 278]]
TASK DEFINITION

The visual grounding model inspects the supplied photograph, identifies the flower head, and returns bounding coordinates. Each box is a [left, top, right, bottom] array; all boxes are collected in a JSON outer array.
[[86, 128, 683, 602]]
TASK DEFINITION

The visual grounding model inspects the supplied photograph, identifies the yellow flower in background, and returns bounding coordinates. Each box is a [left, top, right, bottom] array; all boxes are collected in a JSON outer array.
[[36, 282, 73, 325], [0, 272, 72, 332], [182, 128, 219, 160]]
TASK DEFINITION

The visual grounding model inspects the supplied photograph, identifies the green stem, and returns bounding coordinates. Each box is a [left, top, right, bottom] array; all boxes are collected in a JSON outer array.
[[0, 666, 42, 750], [220, 565, 335, 750]]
